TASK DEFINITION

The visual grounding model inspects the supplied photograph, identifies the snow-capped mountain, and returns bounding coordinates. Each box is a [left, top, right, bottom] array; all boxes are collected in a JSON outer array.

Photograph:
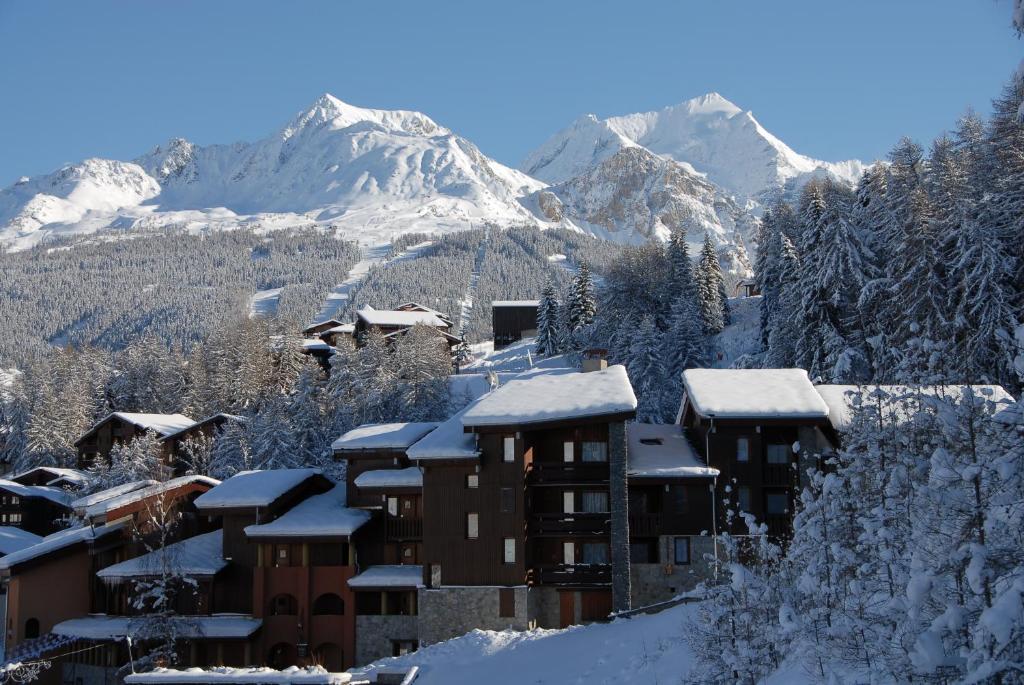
[[0, 95, 546, 251], [523, 92, 866, 205]]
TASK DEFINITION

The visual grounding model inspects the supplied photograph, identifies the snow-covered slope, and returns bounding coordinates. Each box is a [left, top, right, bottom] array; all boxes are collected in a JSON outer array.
[[523, 92, 866, 204], [0, 95, 546, 251]]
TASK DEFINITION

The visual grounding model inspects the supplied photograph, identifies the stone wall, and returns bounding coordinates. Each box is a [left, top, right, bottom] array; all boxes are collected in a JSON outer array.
[[355, 615, 418, 666], [417, 586, 530, 645], [629, 535, 717, 608], [608, 420, 632, 613], [527, 585, 562, 629]]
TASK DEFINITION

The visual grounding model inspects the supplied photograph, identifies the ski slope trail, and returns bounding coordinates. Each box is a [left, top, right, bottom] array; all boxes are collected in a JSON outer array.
[[310, 240, 434, 324], [249, 287, 283, 319], [457, 228, 489, 337]]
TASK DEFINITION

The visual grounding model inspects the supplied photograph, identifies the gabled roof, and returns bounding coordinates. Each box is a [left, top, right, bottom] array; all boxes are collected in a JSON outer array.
[[302, 318, 345, 334], [627, 423, 718, 479], [194, 469, 324, 512], [0, 521, 127, 572], [381, 327, 462, 344], [355, 307, 450, 329], [331, 423, 439, 452], [0, 480, 73, 507], [244, 484, 370, 540], [353, 467, 423, 490], [97, 530, 226, 582], [85, 475, 220, 521], [70, 480, 158, 515], [159, 413, 247, 443], [10, 466, 89, 487], [461, 366, 638, 428], [396, 302, 452, 321], [75, 412, 196, 446], [323, 323, 355, 335], [0, 526, 42, 556], [681, 369, 830, 421], [347, 564, 424, 590]]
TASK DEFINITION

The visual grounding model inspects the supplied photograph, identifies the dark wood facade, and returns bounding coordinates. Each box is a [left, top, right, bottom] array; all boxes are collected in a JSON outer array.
[[492, 302, 539, 349], [0, 484, 70, 536]]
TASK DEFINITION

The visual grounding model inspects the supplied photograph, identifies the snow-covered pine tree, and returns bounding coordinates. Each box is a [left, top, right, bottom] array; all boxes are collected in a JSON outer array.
[[695, 232, 726, 336], [247, 393, 301, 471], [627, 314, 670, 422], [568, 261, 597, 333], [208, 419, 252, 479], [536, 285, 561, 356], [662, 234, 705, 394], [392, 324, 452, 422], [765, 233, 801, 368]]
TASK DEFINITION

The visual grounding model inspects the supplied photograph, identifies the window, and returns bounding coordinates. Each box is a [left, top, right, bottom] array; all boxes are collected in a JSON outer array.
[[563, 441, 574, 462], [582, 542, 609, 564], [563, 491, 575, 513], [9, 513, 20, 524], [581, 442, 608, 462], [581, 491, 609, 513], [766, 491, 789, 516], [387, 497, 398, 516], [673, 537, 691, 565], [430, 564, 442, 587], [630, 540, 657, 563], [668, 485, 688, 513], [766, 444, 790, 464], [737, 487, 752, 513], [563, 541, 575, 565], [503, 436, 516, 462], [736, 438, 750, 462], [24, 618, 39, 640], [499, 588, 516, 618], [467, 513, 479, 539], [500, 488, 515, 513], [466, 474, 479, 488], [385, 591, 416, 616], [392, 641, 418, 657], [503, 537, 516, 563], [312, 593, 345, 615], [269, 594, 298, 616], [274, 544, 293, 567], [10, 496, 18, 505]]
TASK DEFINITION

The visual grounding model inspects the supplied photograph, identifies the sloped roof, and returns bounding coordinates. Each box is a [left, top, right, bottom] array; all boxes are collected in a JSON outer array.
[[70, 480, 158, 514], [0, 521, 126, 571], [0, 526, 42, 556], [97, 530, 226, 582], [160, 413, 246, 443], [347, 564, 424, 589], [353, 467, 423, 489], [194, 469, 322, 511], [627, 423, 717, 479], [0, 480, 72, 507], [10, 466, 89, 487], [53, 614, 261, 640], [681, 369, 829, 420], [75, 412, 196, 445], [407, 407, 480, 461], [356, 308, 449, 328], [244, 485, 370, 539], [462, 366, 637, 427], [85, 475, 220, 520], [331, 423, 439, 452]]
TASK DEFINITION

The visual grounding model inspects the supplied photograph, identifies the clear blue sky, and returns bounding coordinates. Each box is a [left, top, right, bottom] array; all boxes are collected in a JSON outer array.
[[0, 1, 1019, 186]]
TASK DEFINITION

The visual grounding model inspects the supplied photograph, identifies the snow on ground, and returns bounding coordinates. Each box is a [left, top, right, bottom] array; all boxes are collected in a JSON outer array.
[[462, 337, 574, 374], [352, 601, 703, 685], [711, 295, 762, 368], [311, 241, 434, 325], [457, 229, 488, 336], [249, 287, 283, 318]]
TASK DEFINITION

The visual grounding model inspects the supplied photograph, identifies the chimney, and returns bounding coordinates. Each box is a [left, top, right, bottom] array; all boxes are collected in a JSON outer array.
[[582, 348, 608, 373]]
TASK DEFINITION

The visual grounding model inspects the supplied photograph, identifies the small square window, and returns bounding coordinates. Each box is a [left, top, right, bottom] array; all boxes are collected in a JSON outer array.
[[387, 497, 398, 516], [467, 513, 479, 539], [503, 538, 515, 563], [563, 441, 574, 462], [466, 474, 479, 489], [503, 436, 516, 462], [738, 487, 752, 513], [766, 444, 790, 464], [766, 492, 789, 516], [581, 442, 607, 462], [736, 438, 750, 462], [673, 537, 690, 565], [563, 491, 575, 513]]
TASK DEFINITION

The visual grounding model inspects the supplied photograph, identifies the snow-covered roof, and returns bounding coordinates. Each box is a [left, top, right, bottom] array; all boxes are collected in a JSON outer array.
[[492, 300, 540, 307], [331, 423, 439, 452], [10, 466, 89, 486], [681, 369, 830, 420], [160, 413, 246, 443], [324, 323, 355, 335], [397, 302, 451, 320], [461, 366, 638, 427], [0, 480, 73, 507], [348, 564, 424, 589], [97, 530, 226, 582], [126, 666, 356, 685], [354, 467, 423, 490], [78, 412, 197, 442], [0, 522, 126, 570], [815, 384, 1017, 432], [0, 527, 42, 556], [302, 339, 335, 352], [53, 614, 261, 640], [626, 424, 718, 479], [407, 407, 480, 461], [70, 480, 158, 513], [194, 469, 322, 511], [356, 308, 449, 329], [244, 485, 370, 539], [85, 475, 220, 520], [302, 318, 345, 334]]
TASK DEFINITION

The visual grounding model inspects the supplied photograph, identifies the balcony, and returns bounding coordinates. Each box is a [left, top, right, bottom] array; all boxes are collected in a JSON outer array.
[[763, 463, 793, 486], [528, 512, 610, 537], [386, 516, 423, 541], [527, 462, 609, 486], [628, 512, 661, 537], [532, 564, 611, 586]]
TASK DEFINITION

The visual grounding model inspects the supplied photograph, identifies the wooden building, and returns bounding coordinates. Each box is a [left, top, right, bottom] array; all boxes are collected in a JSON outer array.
[[74, 412, 196, 470], [9, 467, 88, 489], [301, 319, 347, 338], [161, 413, 247, 475], [353, 307, 454, 344], [491, 300, 539, 350], [0, 480, 72, 536]]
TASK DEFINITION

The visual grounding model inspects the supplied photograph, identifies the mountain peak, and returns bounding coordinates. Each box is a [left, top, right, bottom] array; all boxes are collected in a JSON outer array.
[[677, 92, 742, 117], [285, 93, 446, 139]]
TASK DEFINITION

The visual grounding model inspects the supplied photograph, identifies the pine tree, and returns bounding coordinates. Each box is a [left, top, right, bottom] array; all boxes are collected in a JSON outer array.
[[765, 234, 801, 368], [696, 233, 726, 336], [536, 285, 561, 356], [567, 261, 597, 332], [627, 314, 669, 422]]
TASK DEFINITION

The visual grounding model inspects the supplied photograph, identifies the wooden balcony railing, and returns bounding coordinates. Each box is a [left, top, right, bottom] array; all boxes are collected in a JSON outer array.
[[628, 512, 661, 537], [531, 563, 611, 586], [528, 512, 610, 536], [763, 463, 793, 486], [386, 516, 423, 541], [526, 462, 609, 485]]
